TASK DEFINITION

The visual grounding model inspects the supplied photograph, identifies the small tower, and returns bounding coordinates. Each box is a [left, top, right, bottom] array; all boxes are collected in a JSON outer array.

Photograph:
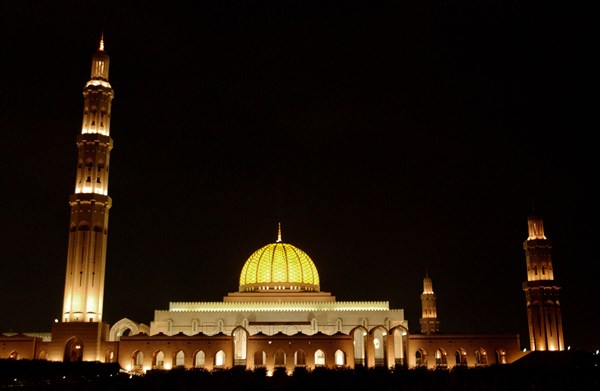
[[419, 271, 440, 334], [522, 215, 564, 351], [62, 35, 114, 324]]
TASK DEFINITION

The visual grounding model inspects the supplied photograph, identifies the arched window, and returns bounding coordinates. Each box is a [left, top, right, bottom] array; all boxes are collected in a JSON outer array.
[[455, 348, 467, 366], [274, 350, 286, 367], [194, 350, 205, 367], [294, 350, 306, 366], [105, 349, 115, 363], [435, 349, 447, 367], [416, 348, 427, 367], [215, 350, 225, 367], [175, 350, 185, 367], [153, 351, 165, 369], [335, 349, 346, 366], [254, 351, 266, 367], [495, 348, 507, 364], [233, 327, 248, 366], [475, 348, 488, 365], [314, 349, 325, 366], [133, 350, 144, 369]]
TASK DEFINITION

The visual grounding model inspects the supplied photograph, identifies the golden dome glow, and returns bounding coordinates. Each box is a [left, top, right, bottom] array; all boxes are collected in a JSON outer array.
[[239, 241, 320, 292]]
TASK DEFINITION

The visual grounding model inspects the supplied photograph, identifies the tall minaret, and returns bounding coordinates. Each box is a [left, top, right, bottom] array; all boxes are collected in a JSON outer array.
[[62, 36, 114, 323], [419, 271, 440, 334], [522, 215, 564, 351]]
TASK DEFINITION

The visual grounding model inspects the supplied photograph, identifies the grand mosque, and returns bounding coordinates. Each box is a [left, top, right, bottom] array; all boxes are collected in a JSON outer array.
[[1, 39, 565, 373]]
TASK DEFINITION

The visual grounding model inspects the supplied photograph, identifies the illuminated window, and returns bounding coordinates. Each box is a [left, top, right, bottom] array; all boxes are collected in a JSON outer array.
[[105, 350, 115, 363], [233, 328, 247, 366], [455, 348, 467, 366], [194, 350, 205, 367], [416, 349, 427, 367], [215, 350, 225, 367], [435, 349, 447, 367], [335, 350, 345, 366], [353, 328, 367, 366], [175, 350, 185, 367], [153, 351, 165, 368], [495, 349, 507, 364], [475, 348, 487, 365], [314, 349, 325, 366], [133, 351, 144, 368]]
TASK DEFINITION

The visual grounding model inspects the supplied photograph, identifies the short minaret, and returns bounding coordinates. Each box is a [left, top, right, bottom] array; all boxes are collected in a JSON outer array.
[[522, 215, 564, 351], [419, 271, 440, 334], [62, 36, 114, 323]]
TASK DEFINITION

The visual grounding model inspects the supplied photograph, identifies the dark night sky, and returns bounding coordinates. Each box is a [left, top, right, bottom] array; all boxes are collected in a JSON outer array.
[[1, 1, 596, 351]]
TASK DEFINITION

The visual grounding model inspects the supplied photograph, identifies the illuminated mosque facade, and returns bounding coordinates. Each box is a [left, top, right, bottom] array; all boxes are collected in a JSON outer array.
[[1, 39, 565, 373]]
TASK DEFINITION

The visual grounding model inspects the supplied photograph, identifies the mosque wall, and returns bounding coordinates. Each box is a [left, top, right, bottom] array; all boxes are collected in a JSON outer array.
[[150, 307, 406, 338], [0, 334, 40, 360], [408, 333, 524, 368]]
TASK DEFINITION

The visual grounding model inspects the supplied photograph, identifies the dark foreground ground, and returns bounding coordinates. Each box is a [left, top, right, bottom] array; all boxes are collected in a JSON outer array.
[[1, 353, 598, 390]]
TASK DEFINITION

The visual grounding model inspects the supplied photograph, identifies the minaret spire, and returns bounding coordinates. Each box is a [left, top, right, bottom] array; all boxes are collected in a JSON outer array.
[[419, 271, 440, 334], [62, 40, 115, 324], [276, 222, 282, 243], [523, 214, 564, 351]]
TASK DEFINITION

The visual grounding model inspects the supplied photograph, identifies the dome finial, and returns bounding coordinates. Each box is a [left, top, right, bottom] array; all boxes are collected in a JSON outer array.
[[276, 222, 282, 243], [99, 32, 105, 51]]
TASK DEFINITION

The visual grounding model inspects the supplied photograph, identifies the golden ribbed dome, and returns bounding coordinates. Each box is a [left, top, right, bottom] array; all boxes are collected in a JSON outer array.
[[239, 232, 320, 292]]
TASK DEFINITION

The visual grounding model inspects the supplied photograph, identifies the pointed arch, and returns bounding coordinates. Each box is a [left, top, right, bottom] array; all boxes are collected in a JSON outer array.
[[370, 326, 389, 367], [294, 350, 306, 367], [109, 318, 149, 341], [215, 350, 226, 368], [495, 348, 507, 364], [435, 348, 448, 368], [232, 326, 248, 366], [194, 350, 205, 368], [64, 337, 84, 362], [351, 326, 368, 367], [390, 325, 408, 367], [132, 350, 144, 370], [334, 349, 346, 366], [254, 350, 266, 367], [455, 348, 467, 366], [105, 349, 115, 363], [274, 350, 286, 367], [475, 348, 488, 365], [314, 349, 326, 366], [153, 350, 165, 369], [416, 348, 427, 367], [174, 350, 185, 367]]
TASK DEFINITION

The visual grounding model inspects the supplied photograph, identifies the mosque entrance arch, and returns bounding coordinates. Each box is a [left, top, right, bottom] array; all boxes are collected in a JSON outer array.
[[64, 337, 84, 362], [371, 327, 388, 367], [391, 326, 408, 367], [232, 327, 248, 366], [352, 327, 368, 367]]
